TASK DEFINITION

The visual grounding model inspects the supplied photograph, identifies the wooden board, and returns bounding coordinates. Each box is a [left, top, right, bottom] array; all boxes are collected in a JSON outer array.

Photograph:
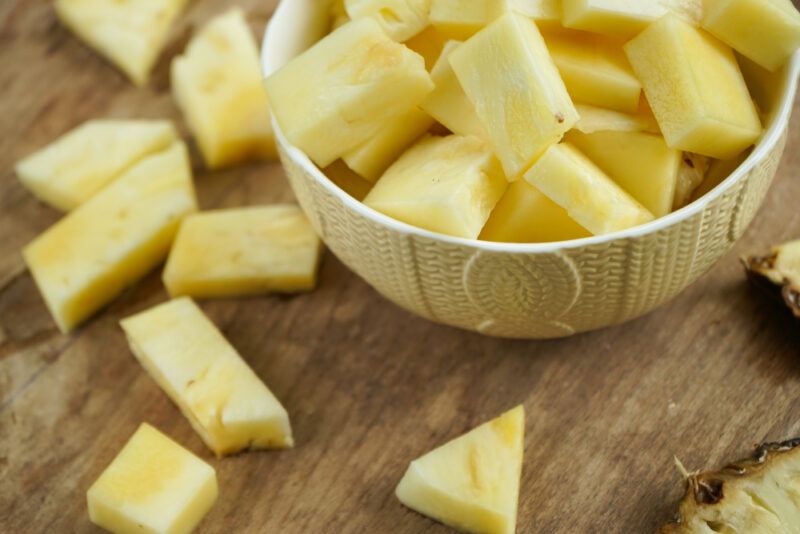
[[1, 1, 799, 532]]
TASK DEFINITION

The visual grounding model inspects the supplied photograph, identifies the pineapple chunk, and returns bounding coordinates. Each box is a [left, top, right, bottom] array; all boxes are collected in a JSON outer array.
[[492, 0, 561, 23], [566, 130, 682, 217], [343, 107, 434, 182], [15, 119, 176, 212], [562, 0, 668, 37], [573, 103, 660, 135], [404, 26, 449, 69], [396, 406, 524, 534], [344, 0, 432, 41], [364, 135, 507, 239], [745, 240, 800, 318], [691, 151, 749, 201], [172, 9, 276, 170], [429, 0, 492, 40], [323, 160, 375, 201], [23, 142, 196, 333], [121, 298, 294, 456], [264, 18, 434, 168], [673, 153, 710, 209], [703, 0, 800, 71], [625, 14, 762, 159], [163, 206, 322, 298], [524, 143, 654, 235], [450, 13, 578, 179], [543, 28, 641, 113], [87, 423, 218, 534], [480, 180, 590, 243], [55, 0, 187, 86], [330, 0, 351, 30]]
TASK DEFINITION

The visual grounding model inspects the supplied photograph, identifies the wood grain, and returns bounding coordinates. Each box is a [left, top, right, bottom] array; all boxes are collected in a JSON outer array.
[[1, 1, 799, 532]]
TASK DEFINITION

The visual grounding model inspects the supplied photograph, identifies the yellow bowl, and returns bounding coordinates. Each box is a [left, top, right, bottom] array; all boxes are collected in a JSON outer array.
[[262, 0, 800, 339]]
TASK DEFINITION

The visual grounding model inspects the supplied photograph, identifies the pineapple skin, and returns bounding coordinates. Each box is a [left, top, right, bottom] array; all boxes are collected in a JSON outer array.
[[87, 423, 218, 534], [672, 153, 710, 210], [345, 0, 432, 41]]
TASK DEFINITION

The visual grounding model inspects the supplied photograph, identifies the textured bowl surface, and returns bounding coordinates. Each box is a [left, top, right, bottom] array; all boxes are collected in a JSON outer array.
[[262, 0, 800, 338]]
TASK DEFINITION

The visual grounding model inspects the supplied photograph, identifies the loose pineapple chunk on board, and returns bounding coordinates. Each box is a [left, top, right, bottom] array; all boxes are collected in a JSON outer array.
[[524, 143, 654, 235], [566, 130, 682, 217], [121, 298, 294, 456], [55, 0, 187, 86], [172, 9, 276, 170], [15, 119, 176, 212], [703, 0, 800, 71], [364, 135, 507, 239], [480, 180, 590, 243], [87, 423, 218, 534], [429, 0, 493, 40], [404, 26, 449, 69], [625, 14, 762, 159], [673, 153, 710, 209], [573, 103, 660, 135], [344, 0, 432, 41], [492, 0, 561, 23], [163, 206, 322, 298], [323, 160, 375, 201], [23, 142, 196, 333], [562, 0, 668, 37], [450, 13, 578, 179], [264, 18, 434, 168], [396, 406, 525, 534]]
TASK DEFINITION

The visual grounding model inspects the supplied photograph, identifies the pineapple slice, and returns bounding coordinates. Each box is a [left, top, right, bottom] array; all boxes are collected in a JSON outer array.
[[566, 130, 682, 217], [625, 14, 762, 159], [364, 135, 507, 239], [703, 0, 800, 72], [396, 406, 525, 534], [23, 142, 196, 333], [524, 143, 654, 235], [323, 160, 375, 201], [744, 240, 800, 318], [429, 0, 493, 40], [404, 26, 449, 69], [55, 0, 187, 86], [450, 13, 578, 179], [492, 0, 561, 23], [163, 206, 322, 299], [120, 298, 294, 456], [264, 18, 434, 168], [573, 103, 660, 135], [480, 179, 590, 243], [344, 0, 432, 41], [543, 28, 641, 113], [561, 0, 667, 37], [343, 107, 434, 182], [15, 119, 176, 212], [87, 423, 218, 534], [673, 153, 710, 209], [172, 9, 276, 170]]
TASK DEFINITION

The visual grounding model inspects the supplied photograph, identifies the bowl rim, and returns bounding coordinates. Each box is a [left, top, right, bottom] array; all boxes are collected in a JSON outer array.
[[262, 2, 800, 254]]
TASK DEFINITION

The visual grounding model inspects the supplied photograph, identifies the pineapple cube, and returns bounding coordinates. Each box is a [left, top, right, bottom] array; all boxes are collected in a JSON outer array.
[[15, 119, 176, 212], [524, 143, 654, 235], [396, 406, 525, 534], [171, 9, 276, 170], [163, 206, 322, 298], [23, 142, 196, 333], [404, 26, 449, 69], [544, 28, 641, 113], [343, 107, 434, 181], [673, 153, 710, 209], [323, 160, 375, 201], [264, 18, 434, 168], [364, 135, 507, 239], [492, 0, 561, 23], [330, 0, 351, 30], [573, 103, 660, 135], [55, 0, 187, 86], [566, 130, 682, 217], [625, 14, 762, 159], [344, 0, 432, 41], [87, 423, 217, 534], [561, 0, 668, 37], [703, 0, 800, 71], [479, 180, 590, 243], [430, 0, 492, 40], [120, 298, 294, 457]]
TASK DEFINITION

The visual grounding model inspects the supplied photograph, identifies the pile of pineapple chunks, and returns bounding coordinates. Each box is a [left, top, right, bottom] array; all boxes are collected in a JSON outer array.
[[266, 0, 800, 242]]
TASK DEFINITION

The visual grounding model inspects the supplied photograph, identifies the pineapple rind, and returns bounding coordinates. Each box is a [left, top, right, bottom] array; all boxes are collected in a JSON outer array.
[[744, 240, 800, 318]]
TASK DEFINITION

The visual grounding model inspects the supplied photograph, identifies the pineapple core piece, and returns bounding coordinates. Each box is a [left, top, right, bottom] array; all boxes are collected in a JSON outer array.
[[561, 0, 669, 37], [396, 405, 525, 534], [744, 240, 800, 318], [572, 103, 660, 135], [23, 142, 196, 333], [55, 0, 187, 86], [625, 14, 762, 160], [121, 298, 294, 456], [264, 18, 434, 168], [480, 179, 590, 243], [450, 13, 578, 179], [703, 0, 800, 72], [566, 130, 682, 218], [15, 119, 176, 212], [163, 205, 322, 299], [344, 0, 432, 41], [524, 143, 654, 235], [364, 135, 507, 239], [492, 0, 562, 23], [429, 0, 493, 40], [172, 9, 276, 170], [87, 423, 218, 534]]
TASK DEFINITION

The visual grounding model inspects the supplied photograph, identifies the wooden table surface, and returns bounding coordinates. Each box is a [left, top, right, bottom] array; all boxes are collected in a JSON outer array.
[[1, 1, 799, 532]]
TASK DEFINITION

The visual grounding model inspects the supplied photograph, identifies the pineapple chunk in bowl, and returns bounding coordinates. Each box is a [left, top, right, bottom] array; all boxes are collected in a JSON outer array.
[[262, 0, 800, 339]]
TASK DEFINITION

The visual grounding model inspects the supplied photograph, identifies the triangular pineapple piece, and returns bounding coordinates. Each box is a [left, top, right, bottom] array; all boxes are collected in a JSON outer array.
[[396, 405, 524, 534], [15, 119, 176, 211], [55, 0, 188, 86]]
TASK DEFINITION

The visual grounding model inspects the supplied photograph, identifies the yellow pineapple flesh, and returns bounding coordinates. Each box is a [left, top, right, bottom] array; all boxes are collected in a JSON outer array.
[[404, 26, 449, 69], [323, 160, 375, 201], [429, 0, 492, 40], [561, 0, 667, 37], [744, 240, 800, 318], [344, 0, 432, 41], [673, 153, 710, 209], [572, 102, 660, 135], [492, 0, 561, 23]]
